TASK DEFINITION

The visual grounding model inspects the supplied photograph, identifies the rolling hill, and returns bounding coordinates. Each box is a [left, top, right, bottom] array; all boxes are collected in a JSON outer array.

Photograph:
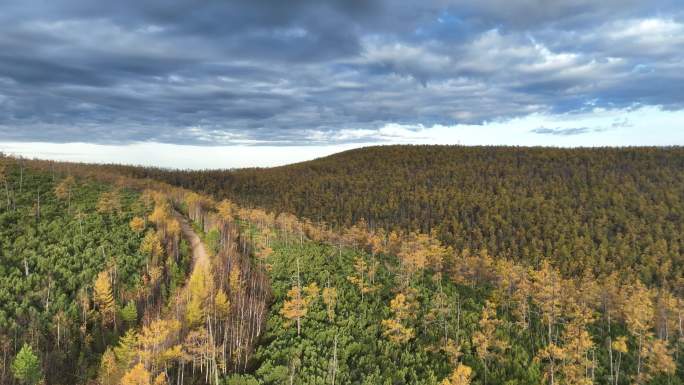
[[116, 145, 684, 288]]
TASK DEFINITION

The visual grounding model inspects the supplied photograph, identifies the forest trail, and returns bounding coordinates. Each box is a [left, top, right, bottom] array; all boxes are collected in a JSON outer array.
[[172, 209, 209, 269]]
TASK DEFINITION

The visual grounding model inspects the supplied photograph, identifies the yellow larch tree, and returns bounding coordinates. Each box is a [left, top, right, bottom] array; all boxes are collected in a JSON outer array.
[[560, 318, 594, 385], [472, 300, 507, 385], [621, 279, 654, 380], [153, 373, 168, 385], [441, 363, 473, 385], [281, 286, 307, 335], [536, 342, 564, 385], [611, 336, 628, 385], [397, 232, 429, 286], [138, 319, 182, 376], [343, 219, 369, 251], [186, 264, 213, 328], [140, 230, 164, 266], [381, 292, 416, 344], [529, 260, 563, 345], [303, 282, 320, 303], [347, 257, 376, 302], [98, 348, 118, 385], [148, 202, 170, 230], [367, 229, 385, 257], [229, 266, 242, 295], [216, 199, 234, 222], [93, 271, 116, 327], [558, 285, 595, 385], [639, 337, 675, 383], [166, 219, 181, 260], [214, 289, 230, 321], [280, 282, 319, 335], [97, 190, 122, 214], [494, 259, 531, 330], [54, 175, 75, 212], [130, 217, 146, 233], [120, 363, 151, 385]]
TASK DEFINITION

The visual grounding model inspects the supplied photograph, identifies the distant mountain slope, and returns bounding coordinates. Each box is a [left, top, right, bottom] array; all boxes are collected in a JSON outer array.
[[117, 145, 684, 287]]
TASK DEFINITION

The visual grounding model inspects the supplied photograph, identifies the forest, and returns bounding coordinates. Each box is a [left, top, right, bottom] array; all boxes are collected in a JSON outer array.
[[0, 147, 682, 385], [111, 146, 684, 289], [0, 157, 192, 384]]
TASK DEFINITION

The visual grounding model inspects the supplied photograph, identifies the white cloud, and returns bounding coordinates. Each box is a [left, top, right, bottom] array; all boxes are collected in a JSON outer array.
[[3, 106, 682, 169]]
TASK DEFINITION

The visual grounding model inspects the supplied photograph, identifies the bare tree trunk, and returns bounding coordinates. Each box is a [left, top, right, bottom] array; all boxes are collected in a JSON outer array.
[[608, 337, 614, 385], [36, 191, 40, 221], [44, 280, 51, 311], [4, 181, 9, 209], [615, 352, 622, 385], [331, 333, 338, 385], [636, 334, 642, 378]]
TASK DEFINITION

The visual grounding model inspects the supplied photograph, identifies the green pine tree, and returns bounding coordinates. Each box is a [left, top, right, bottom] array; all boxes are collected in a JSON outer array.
[[120, 301, 138, 325], [11, 343, 42, 385]]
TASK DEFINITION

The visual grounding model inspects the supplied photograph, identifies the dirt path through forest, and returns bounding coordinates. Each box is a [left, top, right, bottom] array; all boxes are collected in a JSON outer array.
[[172, 210, 209, 269]]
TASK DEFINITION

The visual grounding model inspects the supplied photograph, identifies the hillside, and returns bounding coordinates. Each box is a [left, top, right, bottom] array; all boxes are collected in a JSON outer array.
[[117, 145, 684, 288], [228, 214, 684, 385], [0, 157, 192, 384], [1, 151, 682, 385]]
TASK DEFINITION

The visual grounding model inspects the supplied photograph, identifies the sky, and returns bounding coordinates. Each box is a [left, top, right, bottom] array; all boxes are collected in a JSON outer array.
[[0, 0, 683, 169]]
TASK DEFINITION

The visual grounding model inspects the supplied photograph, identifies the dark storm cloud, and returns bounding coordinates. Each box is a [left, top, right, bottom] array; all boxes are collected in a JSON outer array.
[[0, 0, 682, 145]]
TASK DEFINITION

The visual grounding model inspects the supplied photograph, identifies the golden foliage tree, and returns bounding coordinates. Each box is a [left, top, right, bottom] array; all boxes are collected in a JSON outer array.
[[138, 319, 182, 376], [186, 264, 213, 328], [120, 363, 151, 385], [441, 364, 473, 385], [130, 217, 146, 233], [559, 318, 594, 385], [140, 230, 164, 264], [54, 175, 75, 211], [472, 300, 507, 385], [94, 271, 116, 327], [611, 336, 628, 385], [529, 261, 563, 345], [536, 343, 564, 385], [638, 337, 675, 384], [621, 280, 654, 380], [214, 290, 230, 321], [216, 199, 234, 221], [381, 292, 416, 344], [347, 257, 376, 302], [229, 266, 241, 295], [98, 348, 118, 385], [97, 190, 122, 214], [280, 282, 319, 335]]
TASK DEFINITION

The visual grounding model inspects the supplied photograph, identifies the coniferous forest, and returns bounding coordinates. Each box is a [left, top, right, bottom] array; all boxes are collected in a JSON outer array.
[[0, 147, 683, 385], [114, 146, 684, 287]]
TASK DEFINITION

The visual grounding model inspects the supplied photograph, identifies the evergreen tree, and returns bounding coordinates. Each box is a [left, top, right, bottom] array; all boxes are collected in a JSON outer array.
[[11, 344, 42, 385]]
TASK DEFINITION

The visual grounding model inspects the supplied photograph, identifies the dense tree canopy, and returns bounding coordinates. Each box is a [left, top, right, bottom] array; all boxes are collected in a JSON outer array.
[[111, 146, 684, 288], [2, 147, 683, 385], [0, 157, 191, 385]]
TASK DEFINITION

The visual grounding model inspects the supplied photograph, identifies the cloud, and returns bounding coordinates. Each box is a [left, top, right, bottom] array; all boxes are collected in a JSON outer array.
[[530, 127, 597, 136], [0, 0, 682, 146]]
